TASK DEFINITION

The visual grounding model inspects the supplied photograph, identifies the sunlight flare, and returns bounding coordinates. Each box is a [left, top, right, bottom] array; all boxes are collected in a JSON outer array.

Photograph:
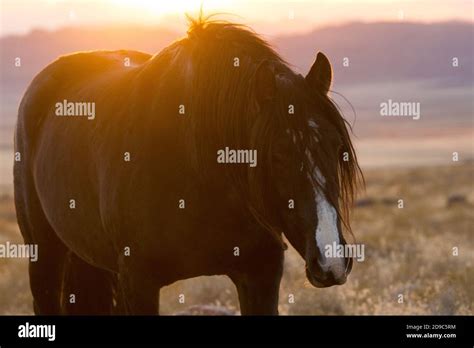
[[110, 0, 233, 17]]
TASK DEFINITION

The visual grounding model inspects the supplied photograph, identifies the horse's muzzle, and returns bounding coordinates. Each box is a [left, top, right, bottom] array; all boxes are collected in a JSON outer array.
[[305, 256, 352, 288]]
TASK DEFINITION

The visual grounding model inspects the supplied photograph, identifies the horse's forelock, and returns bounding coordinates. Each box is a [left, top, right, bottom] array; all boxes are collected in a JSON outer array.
[[301, 95, 363, 239]]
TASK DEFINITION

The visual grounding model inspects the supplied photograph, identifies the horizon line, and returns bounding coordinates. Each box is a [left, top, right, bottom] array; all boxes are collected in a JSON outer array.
[[1, 18, 473, 40]]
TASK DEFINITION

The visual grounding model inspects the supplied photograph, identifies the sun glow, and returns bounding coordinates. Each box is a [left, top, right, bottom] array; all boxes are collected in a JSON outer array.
[[110, 0, 233, 18]]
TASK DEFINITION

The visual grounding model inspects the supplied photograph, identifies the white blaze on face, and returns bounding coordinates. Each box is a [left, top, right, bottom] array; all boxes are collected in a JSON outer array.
[[313, 168, 346, 278]]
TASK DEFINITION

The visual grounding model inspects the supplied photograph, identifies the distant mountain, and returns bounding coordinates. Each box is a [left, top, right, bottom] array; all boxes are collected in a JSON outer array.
[[1, 21, 472, 92], [274, 21, 473, 87]]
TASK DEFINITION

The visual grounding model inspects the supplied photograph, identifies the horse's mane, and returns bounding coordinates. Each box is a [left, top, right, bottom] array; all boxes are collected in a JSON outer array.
[[140, 15, 363, 246]]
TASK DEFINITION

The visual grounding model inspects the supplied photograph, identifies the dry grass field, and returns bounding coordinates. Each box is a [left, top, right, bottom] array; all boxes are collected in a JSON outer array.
[[0, 162, 472, 315]]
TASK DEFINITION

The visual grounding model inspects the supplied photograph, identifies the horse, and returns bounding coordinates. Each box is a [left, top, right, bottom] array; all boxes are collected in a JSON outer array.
[[14, 17, 362, 315]]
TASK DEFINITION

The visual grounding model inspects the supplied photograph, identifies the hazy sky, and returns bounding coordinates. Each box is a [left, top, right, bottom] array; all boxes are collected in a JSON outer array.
[[1, 0, 473, 37]]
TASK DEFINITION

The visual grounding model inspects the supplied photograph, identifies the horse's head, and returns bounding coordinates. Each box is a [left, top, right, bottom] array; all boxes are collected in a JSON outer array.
[[253, 52, 361, 288]]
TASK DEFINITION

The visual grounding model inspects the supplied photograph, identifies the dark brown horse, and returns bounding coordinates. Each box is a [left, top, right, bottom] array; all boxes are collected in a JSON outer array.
[[14, 17, 362, 315]]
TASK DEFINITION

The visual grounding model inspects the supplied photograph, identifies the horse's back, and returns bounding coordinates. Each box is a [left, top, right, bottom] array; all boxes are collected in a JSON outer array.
[[16, 50, 150, 144], [41, 49, 150, 79]]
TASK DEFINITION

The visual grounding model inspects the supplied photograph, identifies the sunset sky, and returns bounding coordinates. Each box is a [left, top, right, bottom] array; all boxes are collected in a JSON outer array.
[[1, 0, 473, 37]]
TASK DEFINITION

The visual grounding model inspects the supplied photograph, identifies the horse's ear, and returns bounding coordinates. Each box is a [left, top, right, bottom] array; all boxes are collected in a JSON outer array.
[[306, 52, 332, 94], [255, 60, 276, 105]]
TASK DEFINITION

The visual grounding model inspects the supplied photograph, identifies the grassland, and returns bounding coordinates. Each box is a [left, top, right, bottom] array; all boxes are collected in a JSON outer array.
[[0, 162, 472, 315]]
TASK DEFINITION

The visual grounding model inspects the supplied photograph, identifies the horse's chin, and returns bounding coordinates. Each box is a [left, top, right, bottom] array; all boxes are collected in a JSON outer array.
[[309, 278, 331, 288], [305, 267, 346, 288]]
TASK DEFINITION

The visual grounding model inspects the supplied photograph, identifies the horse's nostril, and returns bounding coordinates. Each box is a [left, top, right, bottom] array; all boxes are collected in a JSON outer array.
[[345, 257, 353, 273]]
